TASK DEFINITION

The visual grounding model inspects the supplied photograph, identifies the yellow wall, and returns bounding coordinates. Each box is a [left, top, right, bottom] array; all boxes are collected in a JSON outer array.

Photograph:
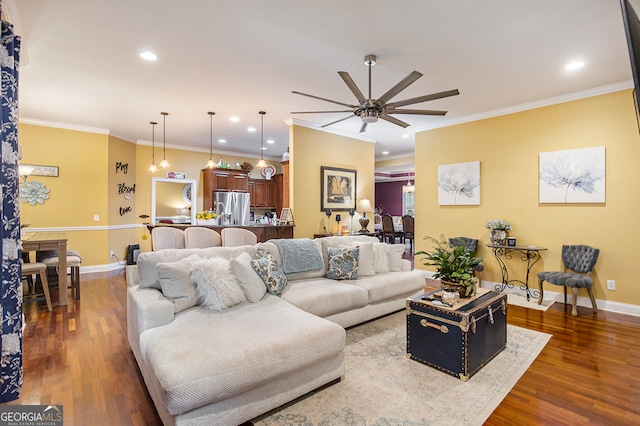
[[414, 89, 640, 305], [19, 124, 110, 266], [290, 125, 375, 237], [108, 136, 138, 261]]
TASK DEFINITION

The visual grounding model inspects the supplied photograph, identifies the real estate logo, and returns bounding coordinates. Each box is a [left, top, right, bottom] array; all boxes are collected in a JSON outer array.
[[0, 405, 63, 426]]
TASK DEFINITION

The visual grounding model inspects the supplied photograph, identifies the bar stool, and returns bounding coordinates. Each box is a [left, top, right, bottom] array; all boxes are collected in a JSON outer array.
[[22, 262, 52, 311], [41, 252, 82, 300]]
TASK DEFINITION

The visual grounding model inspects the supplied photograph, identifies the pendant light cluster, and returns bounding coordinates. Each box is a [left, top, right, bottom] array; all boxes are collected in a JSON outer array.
[[256, 111, 267, 168], [148, 110, 273, 172]]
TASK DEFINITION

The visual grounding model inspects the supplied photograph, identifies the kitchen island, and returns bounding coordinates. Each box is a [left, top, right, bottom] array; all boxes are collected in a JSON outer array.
[[146, 223, 294, 243]]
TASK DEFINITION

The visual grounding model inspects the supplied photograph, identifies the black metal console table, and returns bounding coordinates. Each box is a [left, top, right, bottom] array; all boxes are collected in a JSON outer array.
[[486, 244, 547, 301]]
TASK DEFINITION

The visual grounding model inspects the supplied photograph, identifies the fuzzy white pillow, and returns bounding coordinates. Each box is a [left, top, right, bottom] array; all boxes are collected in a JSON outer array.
[[190, 257, 246, 311], [372, 243, 390, 274]]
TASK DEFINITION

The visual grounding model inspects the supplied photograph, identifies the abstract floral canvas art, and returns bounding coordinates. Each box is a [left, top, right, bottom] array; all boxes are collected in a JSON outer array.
[[539, 146, 605, 203], [438, 161, 480, 205]]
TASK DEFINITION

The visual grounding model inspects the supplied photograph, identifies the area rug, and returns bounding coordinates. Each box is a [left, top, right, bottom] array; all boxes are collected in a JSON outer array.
[[255, 311, 550, 426], [507, 293, 555, 311]]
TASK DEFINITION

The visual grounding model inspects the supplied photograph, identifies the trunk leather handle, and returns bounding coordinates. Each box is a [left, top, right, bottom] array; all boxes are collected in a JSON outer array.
[[420, 319, 449, 334]]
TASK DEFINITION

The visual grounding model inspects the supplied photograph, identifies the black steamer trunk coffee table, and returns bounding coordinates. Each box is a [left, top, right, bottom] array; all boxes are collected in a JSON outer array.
[[406, 289, 507, 381]]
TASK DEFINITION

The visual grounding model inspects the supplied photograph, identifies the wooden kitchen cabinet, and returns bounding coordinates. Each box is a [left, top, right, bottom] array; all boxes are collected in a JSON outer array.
[[202, 168, 250, 210], [249, 178, 279, 209]]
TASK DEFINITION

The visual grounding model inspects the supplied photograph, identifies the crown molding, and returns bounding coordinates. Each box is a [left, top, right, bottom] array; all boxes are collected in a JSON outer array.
[[412, 81, 634, 134], [285, 118, 377, 144]]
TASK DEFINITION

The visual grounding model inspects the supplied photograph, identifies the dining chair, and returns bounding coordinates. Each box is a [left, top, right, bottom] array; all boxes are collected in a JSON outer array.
[[22, 261, 52, 311], [184, 227, 222, 248], [381, 214, 398, 244], [151, 227, 186, 251], [221, 228, 258, 247], [401, 215, 415, 253], [40, 250, 82, 300]]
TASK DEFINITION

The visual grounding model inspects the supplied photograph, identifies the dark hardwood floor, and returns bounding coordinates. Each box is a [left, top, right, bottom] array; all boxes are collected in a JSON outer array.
[[7, 253, 640, 425]]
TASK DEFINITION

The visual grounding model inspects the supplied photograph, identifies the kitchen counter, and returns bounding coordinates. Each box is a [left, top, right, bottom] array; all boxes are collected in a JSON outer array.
[[146, 223, 294, 243]]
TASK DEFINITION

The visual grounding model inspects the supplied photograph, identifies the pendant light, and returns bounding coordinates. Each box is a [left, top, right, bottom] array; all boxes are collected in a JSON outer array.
[[256, 111, 267, 168], [158, 111, 170, 169], [147, 121, 159, 173], [205, 111, 216, 169]]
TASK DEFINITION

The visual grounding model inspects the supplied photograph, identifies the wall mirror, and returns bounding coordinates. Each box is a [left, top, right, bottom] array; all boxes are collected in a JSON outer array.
[[151, 177, 198, 225]]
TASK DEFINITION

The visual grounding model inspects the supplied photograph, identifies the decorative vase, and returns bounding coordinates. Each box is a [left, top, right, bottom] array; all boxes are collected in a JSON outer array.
[[489, 229, 507, 245], [441, 288, 460, 305], [441, 280, 476, 299]]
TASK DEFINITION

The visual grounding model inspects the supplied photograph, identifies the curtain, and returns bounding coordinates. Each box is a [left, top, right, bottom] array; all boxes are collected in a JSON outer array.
[[0, 2, 23, 402]]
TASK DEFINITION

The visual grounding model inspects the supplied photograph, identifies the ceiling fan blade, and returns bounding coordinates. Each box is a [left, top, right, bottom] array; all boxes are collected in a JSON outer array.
[[379, 114, 410, 128], [291, 91, 356, 108], [389, 89, 460, 108], [376, 71, 423, 105], [359, 122, 368, 133], [337, 71, 366, 103], [386, 109, 448, 116], [321, 115, 356, 128], [291, 110, 354, 114]]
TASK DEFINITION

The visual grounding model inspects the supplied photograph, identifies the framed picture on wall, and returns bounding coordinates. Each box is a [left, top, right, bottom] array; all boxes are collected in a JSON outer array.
[[539, 146, 605, 203], [320, 166, 357, 211]]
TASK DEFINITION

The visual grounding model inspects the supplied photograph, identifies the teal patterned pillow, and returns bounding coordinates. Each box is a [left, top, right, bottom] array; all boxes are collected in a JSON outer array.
[[326, 246, 359, 280], [250, 253, 288, 296]]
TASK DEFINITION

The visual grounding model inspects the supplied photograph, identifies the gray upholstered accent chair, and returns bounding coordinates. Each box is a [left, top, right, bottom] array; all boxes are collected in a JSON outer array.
[[537, 245, 599, 317], [448, 237, 484, 282]]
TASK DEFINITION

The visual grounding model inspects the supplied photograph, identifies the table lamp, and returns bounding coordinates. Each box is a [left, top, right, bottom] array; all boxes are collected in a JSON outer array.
[[358, 198, 373, 233]]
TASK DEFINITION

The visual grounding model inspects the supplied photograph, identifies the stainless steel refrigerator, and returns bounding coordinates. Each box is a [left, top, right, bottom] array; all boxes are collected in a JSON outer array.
[[214, 192, 251, 226]]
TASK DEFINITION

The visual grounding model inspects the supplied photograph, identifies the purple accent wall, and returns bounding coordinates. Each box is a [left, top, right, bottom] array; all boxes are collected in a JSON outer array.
[[375, 181, 404, 216]]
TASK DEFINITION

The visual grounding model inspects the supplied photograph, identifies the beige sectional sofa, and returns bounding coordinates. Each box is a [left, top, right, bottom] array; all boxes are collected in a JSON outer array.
[[126, 236, 425, 425]]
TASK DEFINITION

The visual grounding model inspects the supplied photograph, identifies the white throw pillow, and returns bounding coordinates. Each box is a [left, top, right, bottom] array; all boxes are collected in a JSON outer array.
[[385, 244, 406, 272], [190, 258, 246, 311], [156, 254, 201, 313], [372, 243, 390, 274], [229, 252, 267, 302]]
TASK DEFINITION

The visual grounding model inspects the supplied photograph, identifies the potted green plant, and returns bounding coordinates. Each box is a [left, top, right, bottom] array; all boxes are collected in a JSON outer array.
[[416, 234, 483, 298]]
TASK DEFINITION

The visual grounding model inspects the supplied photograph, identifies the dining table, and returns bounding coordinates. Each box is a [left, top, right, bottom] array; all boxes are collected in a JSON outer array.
[[21, 232, 69, 306]]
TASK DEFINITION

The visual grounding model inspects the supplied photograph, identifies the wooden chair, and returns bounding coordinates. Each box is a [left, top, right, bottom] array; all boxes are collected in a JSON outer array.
[[401, 215, 415, 253], [184, 227, 222, 248], [381, 214, 398, 244], [41, 252, 82, 300], [22, 261, 52, 311], [537, 245, 599, 317]]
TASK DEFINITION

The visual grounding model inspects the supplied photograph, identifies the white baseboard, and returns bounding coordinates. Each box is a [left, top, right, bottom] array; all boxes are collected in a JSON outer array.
[[78, 262, 126, 274], [480, 279, 640, 317], [420, 271, 640, 317]]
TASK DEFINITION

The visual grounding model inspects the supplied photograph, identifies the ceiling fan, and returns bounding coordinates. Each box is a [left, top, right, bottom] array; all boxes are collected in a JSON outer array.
[[291, 55, 459, 133]]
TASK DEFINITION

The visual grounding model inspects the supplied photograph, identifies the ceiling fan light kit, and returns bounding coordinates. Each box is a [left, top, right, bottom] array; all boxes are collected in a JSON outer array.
[[292, 54, 459, 133]]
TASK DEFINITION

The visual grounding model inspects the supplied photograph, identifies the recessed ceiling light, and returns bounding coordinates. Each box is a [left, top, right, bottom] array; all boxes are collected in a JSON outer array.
[[261, 146, 267, 150], [566, 61, 584, 71], [230, 117, 239, 122], [382, 151, 389, 155], [267, 139, 274, 144], [401, 134, 410, 138], [248, 127, 256, 132], [218, 139, 226, 143], [140, 51, 157, 61]]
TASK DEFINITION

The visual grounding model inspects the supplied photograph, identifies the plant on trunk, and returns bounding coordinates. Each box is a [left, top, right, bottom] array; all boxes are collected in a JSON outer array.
[[416, 234, 483, 296]]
